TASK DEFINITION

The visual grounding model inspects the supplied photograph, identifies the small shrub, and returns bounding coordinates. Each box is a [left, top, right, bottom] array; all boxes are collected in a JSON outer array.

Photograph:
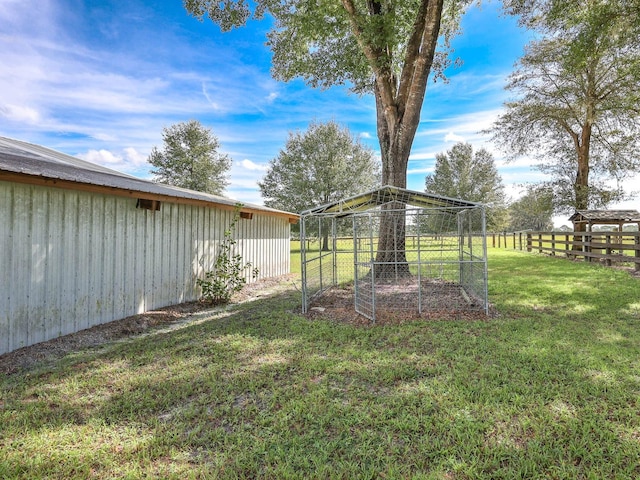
[[197, 206, 259, 305]]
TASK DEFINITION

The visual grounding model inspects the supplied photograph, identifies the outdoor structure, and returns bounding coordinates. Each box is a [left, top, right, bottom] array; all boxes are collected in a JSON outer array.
[[300, 186, 488, 322], [0, 136, 298, 355], [569, 210, 640, 231]]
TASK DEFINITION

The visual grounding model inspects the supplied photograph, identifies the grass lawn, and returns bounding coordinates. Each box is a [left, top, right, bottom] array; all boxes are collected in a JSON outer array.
[[1, 248, 640, 479]]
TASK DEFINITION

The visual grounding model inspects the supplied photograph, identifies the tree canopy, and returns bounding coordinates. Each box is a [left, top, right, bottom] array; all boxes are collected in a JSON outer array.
[[258, 120, 379, 214], [493, 0, 640, 213], [507, 185, 554, 232], [185, 0, 471, 188], [185, 0, 473, 270], [148, 120, 231, 195], [425, 142, 506, 230]]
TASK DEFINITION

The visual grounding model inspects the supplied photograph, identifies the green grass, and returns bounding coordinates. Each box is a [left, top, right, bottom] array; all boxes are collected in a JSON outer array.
[[2, 248, 640, 479]]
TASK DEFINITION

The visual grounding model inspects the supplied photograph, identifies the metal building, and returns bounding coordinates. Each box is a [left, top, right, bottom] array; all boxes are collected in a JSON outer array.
[[0, 137, 298, 355]]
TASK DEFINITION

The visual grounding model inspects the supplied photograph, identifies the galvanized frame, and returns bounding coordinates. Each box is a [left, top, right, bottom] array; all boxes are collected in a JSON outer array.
[[300, 186, 488, 320]]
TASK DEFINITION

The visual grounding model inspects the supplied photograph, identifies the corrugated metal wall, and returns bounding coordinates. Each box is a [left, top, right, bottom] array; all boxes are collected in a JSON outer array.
[[0, 180, 291, 355]]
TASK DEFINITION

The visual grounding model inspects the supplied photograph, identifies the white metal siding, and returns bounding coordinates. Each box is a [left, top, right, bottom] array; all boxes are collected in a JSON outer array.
[[0, 181, 291, 355]]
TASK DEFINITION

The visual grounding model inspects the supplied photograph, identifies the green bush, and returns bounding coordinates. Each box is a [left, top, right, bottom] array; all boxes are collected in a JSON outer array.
[[197, 206, 258, 305]]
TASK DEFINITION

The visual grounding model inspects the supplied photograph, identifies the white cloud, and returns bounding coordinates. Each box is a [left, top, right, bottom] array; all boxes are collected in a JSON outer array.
[[419, 109, 504, 139], [80, 149, 121, 165], [360, 132, 373, 139], [266, 92, 278, 103], [240, 159, 268, 171], [77, 148, 151, 176], [407, 166, 434, 175], [123, 147, 149, 167], [0, 104, 41, 123], [201, 82, 223, 111], [444, 131, 465, 143], [226, 187, 264, 206], [92, 133, 119, 142], [409, 151, 436, 161]]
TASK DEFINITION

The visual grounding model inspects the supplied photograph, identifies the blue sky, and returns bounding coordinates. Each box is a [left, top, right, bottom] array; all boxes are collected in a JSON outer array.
[[2, 0, 632, 224]]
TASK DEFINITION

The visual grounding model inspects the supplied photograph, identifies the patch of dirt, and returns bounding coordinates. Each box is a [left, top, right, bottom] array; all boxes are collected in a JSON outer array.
[[307, 279, 496, 326], [0, 274, 298, 376]]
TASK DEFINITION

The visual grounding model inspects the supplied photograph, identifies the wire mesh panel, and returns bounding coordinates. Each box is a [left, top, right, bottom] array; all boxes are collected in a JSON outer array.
[[301, 215, 336, 313], [301, 186, 488, 320], [354, 262, 375, 320], [353, 214, 376, 320], [457, 207, 488, 309]]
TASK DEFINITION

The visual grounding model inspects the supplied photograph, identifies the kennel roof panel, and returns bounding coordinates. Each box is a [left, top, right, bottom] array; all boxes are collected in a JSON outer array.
[[301, 185, 482, 217]]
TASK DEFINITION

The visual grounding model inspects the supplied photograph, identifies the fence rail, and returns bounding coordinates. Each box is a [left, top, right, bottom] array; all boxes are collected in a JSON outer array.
[[491, 231, 640, 271]]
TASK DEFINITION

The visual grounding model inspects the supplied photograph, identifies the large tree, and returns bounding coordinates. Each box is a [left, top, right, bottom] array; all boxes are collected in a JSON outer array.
[[184, 0, 472, 273], [507, 185, 554, 232], [258, 120, 379, 247], [259, 121, 378, 212], [425, 142, 507, 230], [492, 0, 640, 218], [148, 120, 231, 195]]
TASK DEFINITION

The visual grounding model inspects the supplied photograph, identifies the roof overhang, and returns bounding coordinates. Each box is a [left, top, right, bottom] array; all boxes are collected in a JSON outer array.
[[301, 185, 482, 218], [0, 137, 299, 224], [568, 209, 640, 225]]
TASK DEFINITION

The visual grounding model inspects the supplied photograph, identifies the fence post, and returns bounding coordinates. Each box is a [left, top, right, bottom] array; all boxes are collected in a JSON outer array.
[[605, 234, 612, 267], [527, 233, 532, 252], [635, 235, 640, 272], [584, 232, 591, 263], [538, 233, 543, 253], [551, 233, 556, 256], [519, 232, 523, 251], [565, 234, 570, 258]]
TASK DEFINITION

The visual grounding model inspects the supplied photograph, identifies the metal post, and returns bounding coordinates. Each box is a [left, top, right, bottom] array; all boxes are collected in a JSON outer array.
[[332, 217, 337, 286], [353, 215, 358, 314], [417, 210, 422, 314], [369, 213, 376, 323], [481, 207, 489, 315], [301, 216, 308, 313], [318, 216, 323, 291], [393, 208, 399, 283]]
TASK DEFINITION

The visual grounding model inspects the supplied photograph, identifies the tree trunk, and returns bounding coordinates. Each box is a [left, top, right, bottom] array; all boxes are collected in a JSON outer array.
[[574, 126, 591, 213], [572, 125, 592, 256], [322, 231, 330, 251], [373, 87, 414, 278], [343, 0, 445, 279]]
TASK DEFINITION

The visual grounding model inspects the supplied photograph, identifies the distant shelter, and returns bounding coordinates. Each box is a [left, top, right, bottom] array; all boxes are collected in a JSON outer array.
[[569, 210, 640, 232]]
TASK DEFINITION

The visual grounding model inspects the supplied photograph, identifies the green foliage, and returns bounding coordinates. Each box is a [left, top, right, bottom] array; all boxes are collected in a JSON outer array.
[[494, 0, 640, 211], [148, 120, 231, 195], [184, 0, 473, 258], [184, 0, 469, 94], [425, 142, 507, 230], [259, 120, 379, 214], [508, 184, 554, 231], [197, 207, 258, 305]]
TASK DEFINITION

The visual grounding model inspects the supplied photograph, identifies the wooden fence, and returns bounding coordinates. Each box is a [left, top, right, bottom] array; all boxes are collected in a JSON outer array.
[[491, 231, 640, 271]]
